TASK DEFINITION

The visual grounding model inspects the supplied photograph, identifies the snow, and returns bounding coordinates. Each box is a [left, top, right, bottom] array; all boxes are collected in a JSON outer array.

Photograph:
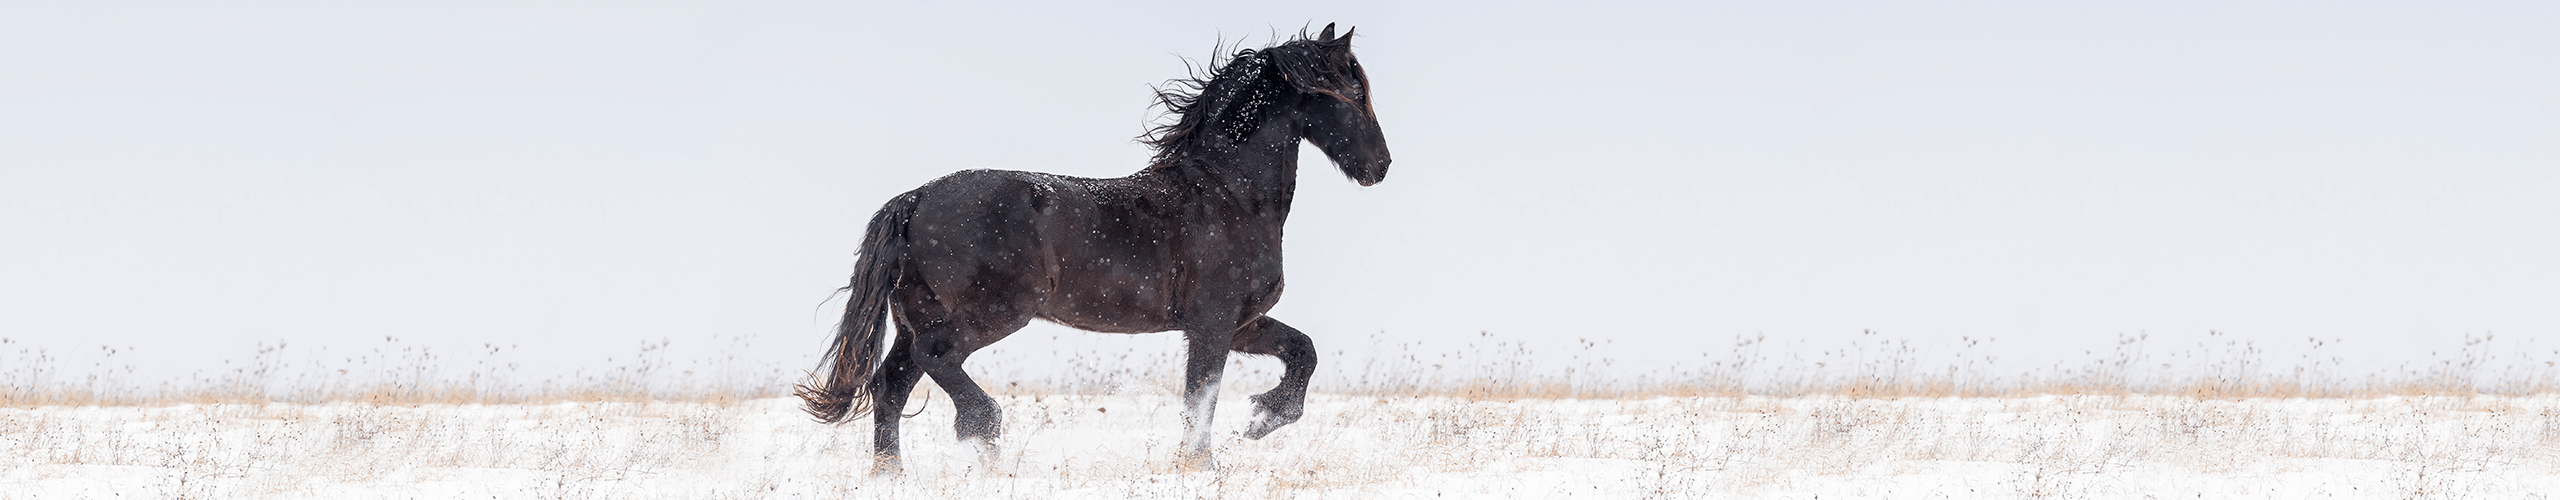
[[3, 393, 2555, 499]]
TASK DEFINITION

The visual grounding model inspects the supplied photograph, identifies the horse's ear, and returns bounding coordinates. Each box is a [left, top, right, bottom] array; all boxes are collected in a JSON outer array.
[[1317, 23, 1336, 43], [1340, 26, 1355, 42]]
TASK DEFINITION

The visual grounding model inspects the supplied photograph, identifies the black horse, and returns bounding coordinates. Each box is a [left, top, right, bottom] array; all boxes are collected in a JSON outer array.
[[796, 24, 1389, 474]]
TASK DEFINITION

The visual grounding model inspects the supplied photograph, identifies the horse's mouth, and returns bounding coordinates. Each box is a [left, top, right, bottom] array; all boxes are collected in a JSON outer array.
[[1338, 155, 1389, 186]]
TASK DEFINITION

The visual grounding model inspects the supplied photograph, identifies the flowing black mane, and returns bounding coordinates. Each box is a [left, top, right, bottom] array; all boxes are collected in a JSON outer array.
[[1142, 30, 1361, 164]]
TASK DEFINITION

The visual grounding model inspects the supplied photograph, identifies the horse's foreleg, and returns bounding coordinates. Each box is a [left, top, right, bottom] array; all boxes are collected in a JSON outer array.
[[867, 328, 925, 476], [1232, 316, 1315, 440], [1177, 324, 1238, 469]]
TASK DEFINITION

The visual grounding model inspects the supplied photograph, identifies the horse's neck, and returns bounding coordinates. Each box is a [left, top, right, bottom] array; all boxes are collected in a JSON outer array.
[[1151, 146, 1300, 220], [1146, 91, 1304, 219]]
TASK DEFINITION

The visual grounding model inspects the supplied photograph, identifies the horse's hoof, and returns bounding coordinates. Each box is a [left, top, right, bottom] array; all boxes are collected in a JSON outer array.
[[962, 438, 1003, 474], [1242, 394, 1302, 440], [1174, 450, 1218, 471], [1241, 408, 1300, 440], [868, 457, 904, 478]]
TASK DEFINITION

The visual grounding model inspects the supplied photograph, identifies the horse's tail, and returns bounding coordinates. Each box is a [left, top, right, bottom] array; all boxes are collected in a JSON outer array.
[[796, 190, 921, 424]]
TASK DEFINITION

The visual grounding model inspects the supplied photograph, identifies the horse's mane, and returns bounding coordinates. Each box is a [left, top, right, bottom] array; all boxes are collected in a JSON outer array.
[[1141, 29, 1348, 164]]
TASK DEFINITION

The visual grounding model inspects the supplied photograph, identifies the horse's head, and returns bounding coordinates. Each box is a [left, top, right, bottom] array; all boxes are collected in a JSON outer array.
[[1273, 24, 1390, 186]]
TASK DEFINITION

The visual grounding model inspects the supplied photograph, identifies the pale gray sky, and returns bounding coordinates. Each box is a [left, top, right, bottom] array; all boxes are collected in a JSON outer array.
[[3, 1, 2554, 388]]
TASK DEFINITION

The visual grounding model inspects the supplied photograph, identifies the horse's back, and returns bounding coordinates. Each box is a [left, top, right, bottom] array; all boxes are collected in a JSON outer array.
[[898, 169, 1183, 333]]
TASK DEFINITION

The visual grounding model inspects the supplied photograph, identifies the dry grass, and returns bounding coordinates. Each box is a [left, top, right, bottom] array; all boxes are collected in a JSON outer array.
[[6, 331, 2552, 407], [1, 336, 789, 408], [1322, 331, 2557, 402]]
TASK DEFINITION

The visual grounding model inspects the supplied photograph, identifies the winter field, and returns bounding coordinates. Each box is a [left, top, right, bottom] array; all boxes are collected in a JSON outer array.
[[6, 334, 2559, 499], [6, 392, 2560, 499]]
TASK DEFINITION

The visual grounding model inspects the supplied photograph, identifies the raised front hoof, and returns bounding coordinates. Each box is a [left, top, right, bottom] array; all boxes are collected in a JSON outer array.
[[1241, 394, 1304, 440]]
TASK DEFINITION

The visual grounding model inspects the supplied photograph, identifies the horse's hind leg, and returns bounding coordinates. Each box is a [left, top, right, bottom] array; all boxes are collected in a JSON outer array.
[[912, 322, 1007, 469], [1232, 316, 1317, 440], [867, 323, 926, 476]]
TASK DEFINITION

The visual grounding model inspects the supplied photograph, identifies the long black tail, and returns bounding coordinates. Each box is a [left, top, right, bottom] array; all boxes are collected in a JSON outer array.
[[796, 190, 921, 424]]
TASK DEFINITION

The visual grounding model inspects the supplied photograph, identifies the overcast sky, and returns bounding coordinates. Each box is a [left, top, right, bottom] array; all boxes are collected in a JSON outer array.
[[3, 1, 2554, 388]]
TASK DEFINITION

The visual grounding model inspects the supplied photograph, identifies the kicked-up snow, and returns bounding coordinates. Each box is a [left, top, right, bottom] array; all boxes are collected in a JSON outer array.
[[3, 392, 2556, 499]]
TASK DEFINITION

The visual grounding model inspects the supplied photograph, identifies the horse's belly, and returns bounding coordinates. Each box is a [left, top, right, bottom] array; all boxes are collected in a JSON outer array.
[[1037, 269, 1177, 334]]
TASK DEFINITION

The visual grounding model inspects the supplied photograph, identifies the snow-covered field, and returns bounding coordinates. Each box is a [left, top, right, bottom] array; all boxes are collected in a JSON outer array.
[[5, 391, 2555, 499]]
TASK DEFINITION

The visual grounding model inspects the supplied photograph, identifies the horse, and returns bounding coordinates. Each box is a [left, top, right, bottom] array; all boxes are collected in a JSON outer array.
[[795, 23, 1390, 474]]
